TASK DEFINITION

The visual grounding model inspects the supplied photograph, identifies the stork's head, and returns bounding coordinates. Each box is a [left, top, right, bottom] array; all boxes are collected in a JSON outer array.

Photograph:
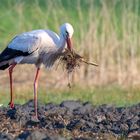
[[60, 23, 74, 51]]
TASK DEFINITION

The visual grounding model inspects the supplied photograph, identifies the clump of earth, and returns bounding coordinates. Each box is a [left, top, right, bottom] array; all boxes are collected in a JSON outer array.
[[0, 100, 139, 140]]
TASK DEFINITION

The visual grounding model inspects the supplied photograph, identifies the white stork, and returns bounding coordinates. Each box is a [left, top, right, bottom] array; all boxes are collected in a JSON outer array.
[[0, 23, 74, 121]]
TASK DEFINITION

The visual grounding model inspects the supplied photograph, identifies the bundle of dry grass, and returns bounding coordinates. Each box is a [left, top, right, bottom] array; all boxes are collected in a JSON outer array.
[[59, 49, 98, 87], [60, 49, 98, 73]]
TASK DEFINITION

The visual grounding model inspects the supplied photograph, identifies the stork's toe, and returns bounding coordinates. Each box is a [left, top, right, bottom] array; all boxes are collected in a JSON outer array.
[[8, 102, 15, 109], [31, 115, 40, 122]]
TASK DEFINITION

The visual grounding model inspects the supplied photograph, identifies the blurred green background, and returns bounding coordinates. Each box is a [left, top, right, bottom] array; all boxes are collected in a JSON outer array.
[[0, 0, 140, 106]]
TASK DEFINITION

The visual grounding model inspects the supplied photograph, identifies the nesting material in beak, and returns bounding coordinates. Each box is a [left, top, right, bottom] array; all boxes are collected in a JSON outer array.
[[59, 49, 98, 87]]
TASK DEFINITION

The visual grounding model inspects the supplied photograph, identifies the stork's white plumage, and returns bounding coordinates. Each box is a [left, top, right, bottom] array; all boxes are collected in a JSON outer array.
[[0, 23, 74, 121]]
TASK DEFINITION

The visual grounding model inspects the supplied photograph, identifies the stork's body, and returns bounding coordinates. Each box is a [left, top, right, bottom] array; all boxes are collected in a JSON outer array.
[[0, 23, 74, 121], [1, 29, 65, 68]]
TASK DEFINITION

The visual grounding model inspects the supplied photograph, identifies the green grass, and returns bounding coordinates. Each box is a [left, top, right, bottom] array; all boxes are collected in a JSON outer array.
[[0, 0, 140, 48], [0, 85, 139, 107]]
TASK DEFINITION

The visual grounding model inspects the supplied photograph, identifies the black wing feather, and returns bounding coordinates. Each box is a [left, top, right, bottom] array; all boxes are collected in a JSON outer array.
[[0, 47, 30, 63]]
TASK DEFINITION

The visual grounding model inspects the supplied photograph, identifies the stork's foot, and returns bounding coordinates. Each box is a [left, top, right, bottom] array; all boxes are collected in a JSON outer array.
[[31, 115, 40, 122], [8, 102, 15, 109]]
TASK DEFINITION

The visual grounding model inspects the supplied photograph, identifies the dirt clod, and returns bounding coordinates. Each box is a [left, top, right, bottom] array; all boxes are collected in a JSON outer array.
[[0, 100, 140, 140]]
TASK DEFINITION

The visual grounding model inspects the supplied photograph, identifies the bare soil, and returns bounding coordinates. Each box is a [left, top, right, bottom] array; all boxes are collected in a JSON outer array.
[[0, 100, 139, 140]]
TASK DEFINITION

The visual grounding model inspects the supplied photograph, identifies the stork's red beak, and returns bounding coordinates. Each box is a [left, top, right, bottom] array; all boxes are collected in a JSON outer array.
[[66, 37, 72, 51]]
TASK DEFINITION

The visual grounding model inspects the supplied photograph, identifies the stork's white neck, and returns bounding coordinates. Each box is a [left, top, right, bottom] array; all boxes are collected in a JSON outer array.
[[58, 34, 66, 50]]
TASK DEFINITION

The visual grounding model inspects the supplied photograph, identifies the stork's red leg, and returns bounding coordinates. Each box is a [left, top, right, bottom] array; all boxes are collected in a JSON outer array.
[[8, 63, 16, 109], [33, 68, 40, 120]]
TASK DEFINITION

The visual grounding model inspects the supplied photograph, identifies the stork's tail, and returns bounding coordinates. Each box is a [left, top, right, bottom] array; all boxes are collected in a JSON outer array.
[[0, 63, 9, 70], [0, 52, 10, 70]]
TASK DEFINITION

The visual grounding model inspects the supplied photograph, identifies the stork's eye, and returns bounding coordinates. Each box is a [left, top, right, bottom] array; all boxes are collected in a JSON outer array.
[[66, 31, 69, 36]]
